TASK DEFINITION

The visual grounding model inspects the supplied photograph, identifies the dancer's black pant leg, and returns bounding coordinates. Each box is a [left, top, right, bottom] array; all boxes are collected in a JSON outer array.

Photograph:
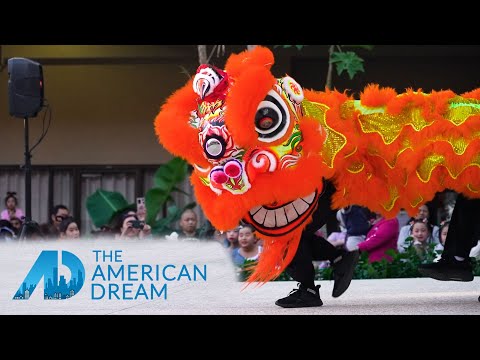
[[443, 194, 480, 259], [285, 178, 338, 289], [286, 232, 339, 288], [286, 232, 316, 289]]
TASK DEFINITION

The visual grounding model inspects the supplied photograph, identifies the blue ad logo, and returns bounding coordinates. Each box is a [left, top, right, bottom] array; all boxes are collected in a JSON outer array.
[[13, 250, 85, 300]]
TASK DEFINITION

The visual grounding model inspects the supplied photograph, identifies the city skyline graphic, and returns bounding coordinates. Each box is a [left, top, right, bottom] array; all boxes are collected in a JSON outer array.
[[13, 251, 85, 300]]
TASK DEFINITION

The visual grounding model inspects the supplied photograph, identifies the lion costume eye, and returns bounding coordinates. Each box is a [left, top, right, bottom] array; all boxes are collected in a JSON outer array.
[[204, 135, 226, 160], [254, 90, 290, 143]]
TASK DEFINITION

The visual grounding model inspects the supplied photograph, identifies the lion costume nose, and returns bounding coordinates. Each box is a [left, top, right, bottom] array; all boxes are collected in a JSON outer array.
[[209, 160, 244, 185], [223, 160, 242, 178]]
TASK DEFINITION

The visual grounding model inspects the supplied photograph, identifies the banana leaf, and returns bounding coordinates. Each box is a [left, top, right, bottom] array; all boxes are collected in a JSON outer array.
[[86, 189, 135, 228], [145, 156, 190, 225]]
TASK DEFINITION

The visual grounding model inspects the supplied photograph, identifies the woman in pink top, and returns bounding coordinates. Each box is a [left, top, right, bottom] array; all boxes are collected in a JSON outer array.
[[357, 214, 399, 263], [1, 192, 24, 222]]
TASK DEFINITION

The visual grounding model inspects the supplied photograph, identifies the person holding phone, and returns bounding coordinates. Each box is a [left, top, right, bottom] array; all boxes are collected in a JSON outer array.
[[135, 197, 152, 237], [114, 210, 151, 239], [136, 197, 146, 221]]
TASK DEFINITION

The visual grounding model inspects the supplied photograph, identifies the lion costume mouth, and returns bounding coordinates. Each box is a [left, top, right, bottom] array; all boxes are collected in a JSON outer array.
[[243, 190, 319, 237]]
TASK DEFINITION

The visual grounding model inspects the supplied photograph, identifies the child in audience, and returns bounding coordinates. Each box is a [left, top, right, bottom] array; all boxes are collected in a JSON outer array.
[[410, 219, 433, 258], [223, 227, 240, 250], [1, 192, 24, 222], [232, 224, 262, 267], [397, 204, 439, 252], [9, 217, 22, 236], [435, 221, 449, 252], [59, 217, 81, 240]]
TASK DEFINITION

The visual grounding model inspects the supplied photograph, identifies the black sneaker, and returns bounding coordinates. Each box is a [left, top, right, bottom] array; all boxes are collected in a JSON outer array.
[[331, 250, 359, 298], [275, 283, 323, 308], [418, 257, 474, 281]]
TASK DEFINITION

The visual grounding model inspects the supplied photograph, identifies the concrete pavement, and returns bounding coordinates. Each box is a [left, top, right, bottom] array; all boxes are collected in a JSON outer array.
[[102, 278, 480, 315]]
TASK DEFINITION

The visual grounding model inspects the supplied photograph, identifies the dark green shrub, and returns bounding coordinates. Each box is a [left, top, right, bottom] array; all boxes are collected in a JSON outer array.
[[237, 242, 480, 281]]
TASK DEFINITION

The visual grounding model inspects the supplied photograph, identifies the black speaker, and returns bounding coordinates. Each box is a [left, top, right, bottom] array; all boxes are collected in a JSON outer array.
[[8, 57, 44, 118]]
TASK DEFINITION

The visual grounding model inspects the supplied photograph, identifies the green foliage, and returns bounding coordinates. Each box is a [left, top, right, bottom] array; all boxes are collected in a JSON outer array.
[[350, 249, 421, 279], [153, 157, 188, 191], [86, 189, 135, 228], [274, 44, 374, 83], [237, 242, 480, 281], [473, 258, 480, 276], [145, 157, 196, 236], [236, 259, 294, 282], [329, 45, 373, 81], [330, 51, 365, 80], [317, 243, 480, 280], [236, 259, 257, 281]]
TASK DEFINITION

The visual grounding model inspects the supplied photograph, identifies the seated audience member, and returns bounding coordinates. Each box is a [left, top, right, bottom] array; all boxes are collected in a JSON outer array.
[[396, 208, 411, 228], [176, 209, 201, 239], [9, 216, 22, 236], [113, 211, 151, 240], [22, 224, 44, 240], [326, 209, 347, 248], [434, 221, 449, 253], [327, 231, 346, 248], [408, 219, 433, 258], [196, 218, 217, 240], [40, 205, 70, 239], [125, 210, 152, 237], [58, 217, 81, 240], [231, 224, 262, 267], [340, 205, 372, 251], [356, 213, 399, 263], [397, 203, 439, 252], [1, 192, 24, 222], [0, 220, 16, 241], [222, 227, 240, 250]]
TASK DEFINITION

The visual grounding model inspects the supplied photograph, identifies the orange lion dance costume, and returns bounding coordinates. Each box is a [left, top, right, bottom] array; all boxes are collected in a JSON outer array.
[[154, 46, 480, 283]]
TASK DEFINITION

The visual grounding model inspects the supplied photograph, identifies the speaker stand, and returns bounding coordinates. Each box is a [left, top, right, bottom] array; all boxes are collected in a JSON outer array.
[[19, 116, 35, 240]]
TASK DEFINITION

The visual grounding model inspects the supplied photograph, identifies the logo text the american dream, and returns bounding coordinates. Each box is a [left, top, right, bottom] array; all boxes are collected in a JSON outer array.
[[91, 250, 207, 300]]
